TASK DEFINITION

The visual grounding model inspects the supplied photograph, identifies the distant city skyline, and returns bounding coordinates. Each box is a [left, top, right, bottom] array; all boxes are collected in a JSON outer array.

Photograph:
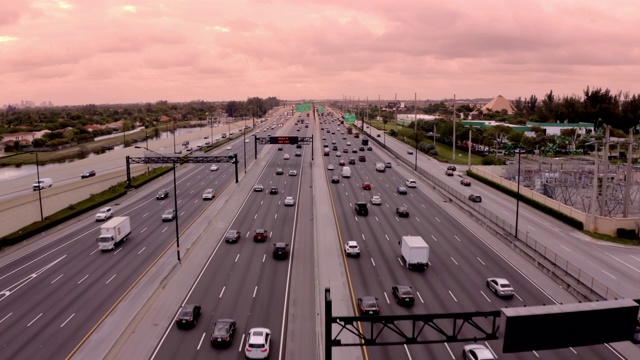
[[1, 1, 638, 106]]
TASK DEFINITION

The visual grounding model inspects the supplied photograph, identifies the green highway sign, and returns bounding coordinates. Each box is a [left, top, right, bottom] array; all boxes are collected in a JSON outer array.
[[295, 104, 312, 112], [344, 113, 356, 123], [318, 107, 325, 113]]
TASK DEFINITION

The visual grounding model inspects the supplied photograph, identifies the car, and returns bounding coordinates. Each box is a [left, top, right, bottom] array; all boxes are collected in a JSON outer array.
[[385, 162, 392, 168], [253, 184, 264, 192], [343, 136, 347, 140], [460, 179, 472, 186], [407, 149, 414, 155], [331, 140, 337, 144], [253, 229, 269, 242], [269, 187, 278, 195], [331, 176, 340, 184], [226, 146, 232, 150], [375, 163, 386, 172], [352, 148, 358, 153], [244, 327, 271, 359], [95, 207, 113, 221], [288, 169, 298, 176], [326, 129, 330, 133], [277, 146, 283, 151], [81, 170, 96, 179], [357, 296, 380, 315], [346, 141, 351, 146], [210, 164, 219, 171], [343, 148, 349, 153], [469, 194, 482, 203], [367, 146, 373, 151], [359, 146, 365, 151], [156, 189, 169, 200], [370, 195, 382, 205], [348, 158, 356, 165], [358, 155, 366, 162], [245, 139, 250, 143], [295, 151, 301, 157], [273, 242, 289, 259], [344, 241, 360, 257], [324, 143, 329, 148], [283, 154, 290, 160], [447, 165, 457, 171], [397, 186, 408, 195], [162, 209, 177, 221], [225, 229, 241, 243], [175, 304, 202, 329], [446, 170, 454, 176], [185, 146, 193, 151], [327, 164, 335, 170], [362, 182, 372, 190], [355, 202, 368, 216], [202, 188, 215, 200], [335, 152, 341, 157], [338, 160, 346, 166], [376, 134, 381, 137], [275, 168, 284, 175], [462, 344, 496, 360], [396, 206, 409, 217], [284, 196, 295, 206], [391, 285, 415, 306], [296, 143, 302, 148], [405, 179, 417, 188], [332, 145, 338, 151], [210, 318, 236, 348], [486, 278, 515, 298]]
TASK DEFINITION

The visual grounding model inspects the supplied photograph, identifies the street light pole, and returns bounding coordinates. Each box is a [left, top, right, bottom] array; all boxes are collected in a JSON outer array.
[[243, 117, 247, 173], [35, 152, 43, 222], [173, 120, 177, 154], [414, 92, 418, 171], [515, 149, 522, 239]]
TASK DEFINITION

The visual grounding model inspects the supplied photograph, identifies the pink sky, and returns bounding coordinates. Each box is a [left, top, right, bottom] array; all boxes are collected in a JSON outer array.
[[1, 0, 639, 106]]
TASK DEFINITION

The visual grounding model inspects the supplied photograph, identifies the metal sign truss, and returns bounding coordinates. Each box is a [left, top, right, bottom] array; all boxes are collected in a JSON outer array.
[[126, 154, 239, 187]]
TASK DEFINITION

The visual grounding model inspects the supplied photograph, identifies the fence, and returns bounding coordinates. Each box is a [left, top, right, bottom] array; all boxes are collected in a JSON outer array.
[[359, 127, 623, 301]]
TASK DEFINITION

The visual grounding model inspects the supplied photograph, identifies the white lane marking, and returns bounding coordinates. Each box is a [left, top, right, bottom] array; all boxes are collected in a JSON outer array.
[[630, 255, 640, 262], [60, 313, 75, 327], [404, 344, 414, 359], [77, 274, 89, 284], [361, 234, 366, 240], [0, 312, 12, 325], [416, 291, 424, 303], [431, 235, 438, 242], [515, 292, 523, 301], [375, 216, 379, 222], [355, 217, 358, 222], [435, 217, 441, 222], [486, 342, 499, 359], [90, 249, 99, 255], [570, 347, 577, 354], [140, 227, 147, 234], [602, 270, 616, 279], [138, 247, 146, 254], [0, 256, 66, 303], [275, 213, 278, 219], [481, 291, 491, 302], [397, 257, 404, 266], [106, 274, 116, 284], [143, 212, 148, 217], [371, 258, 376, 267], [253, 286, 258, 298], [448, 291, 458, 302], [421, 204, 426, 208], [260, 200, 263, 205], [262, 254, 266, 262], [450, 257, 458, 266], [235, 254, 240, 262], [454, 235, 461, 242], [386, 203, 389, 207], [384, 292, 390, 304], [113, 248, 122, 255], [385, 234, 389, 241], [477, 257, 486, 266], [238, 334, 245, 352], [395, 217, 399, 222], [254, 214, 257, 219], [532, 350, 540, 357], [162, 227, 168, 233], [219, 286, 226, 298], [444, 343, 455, 359], [246, 231, 250, 238], [605, 252, 640, 272], [27, 313, 43, 326], [197, 332, 206, 350], [416, 217, 421, 222], [560, 245, 572, 252], [51, 274, 63, 284]]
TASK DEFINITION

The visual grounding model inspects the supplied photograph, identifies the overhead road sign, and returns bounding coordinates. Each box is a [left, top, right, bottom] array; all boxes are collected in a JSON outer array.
[[344, 113, 356, 123]]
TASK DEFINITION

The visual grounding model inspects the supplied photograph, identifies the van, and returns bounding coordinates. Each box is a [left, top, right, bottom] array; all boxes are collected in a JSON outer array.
[[32, 178, 53, 191], [341, 166, 351, 178]]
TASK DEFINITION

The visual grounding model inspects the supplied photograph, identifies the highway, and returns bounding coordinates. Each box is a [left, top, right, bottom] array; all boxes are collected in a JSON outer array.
[[0, 114, 280, 360], [320, 118, 623, 359]]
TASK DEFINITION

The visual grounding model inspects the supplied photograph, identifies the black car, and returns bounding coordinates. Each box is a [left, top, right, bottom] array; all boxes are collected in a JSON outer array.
[[367, 146, 373, 151], [469, 194, 482, 203], [156, 189, 169, 200], [276, 168, 284, 175], [397, 186, 408, 195], [359, 147, 365, 151], [296, 144, 302, 148], [447, 165, 457, 171], [295, 151, 301, 157], [81, 170, 96, 179], [357, 296, 380, 315], [355, 202, 368, 216], [391, 285, 415, 306], [396, 207, 409, 218], [175, 304, 202, 329], [210, 318, 236, 348], [348, 158, 356, 165], [273, 242, 289, 259], [225, 230, 241, 243], [331, 176, 340, 184], [269, 187, 278, 195], [277, 146, 283, 151]]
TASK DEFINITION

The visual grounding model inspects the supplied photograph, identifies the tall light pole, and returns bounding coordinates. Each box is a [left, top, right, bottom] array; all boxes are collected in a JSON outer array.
[[452, 94, 456, 161], [515, 148, 522, 239], [34, 152, 44, 222], [414, 92, 418, 171], [172, 119, 177, 154], [135, 146, 181, 264], [243, 117, 247, 173]]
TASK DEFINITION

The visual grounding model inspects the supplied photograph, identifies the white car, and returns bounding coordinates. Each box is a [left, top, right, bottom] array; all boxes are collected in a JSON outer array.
[[327, 164, 335, 170], [486, 278, 514, 298], [245, 139, 250, 143], [202, 188, 215, 200], [346, 141, 351, 146], [254, 184, 264, 192], [288, 169, 297, 176], [284, 196, 295, 206], [210, 164, 219, 171], [95, 207, 113, 221], [283, 154, 290, 160], [405, 179, 417, 188], [344, 241, 360, 257], [462, 344, 496, 359], [375, 163, 386, 172], [245, 327, 271, 359], [370, 195, 382, 205], [226, 146, 232, 150]]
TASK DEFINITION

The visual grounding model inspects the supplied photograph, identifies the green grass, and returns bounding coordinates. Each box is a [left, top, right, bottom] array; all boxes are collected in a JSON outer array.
[[582, 230, 639, 246]]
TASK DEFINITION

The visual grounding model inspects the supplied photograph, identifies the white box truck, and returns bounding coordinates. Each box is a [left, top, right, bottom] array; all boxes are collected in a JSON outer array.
[[97, 216, 131, 251], [32, 178, 53, 191], [400, 235, 429, 271]]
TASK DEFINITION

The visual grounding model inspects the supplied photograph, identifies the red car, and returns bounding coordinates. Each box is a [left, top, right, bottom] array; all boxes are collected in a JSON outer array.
[[253, 229, 269, 242], [460, 179, 471, 186], [339, 160, 346, 166], [362, 182, 372, 190]]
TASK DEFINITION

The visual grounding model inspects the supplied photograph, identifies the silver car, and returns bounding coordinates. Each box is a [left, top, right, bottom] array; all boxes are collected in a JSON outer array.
[[486, 278, 514, 298], [284, 196, 295, 206]]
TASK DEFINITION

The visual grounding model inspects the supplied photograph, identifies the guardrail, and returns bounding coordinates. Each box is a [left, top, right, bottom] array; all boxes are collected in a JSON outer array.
[[360, 127, 623, 301]]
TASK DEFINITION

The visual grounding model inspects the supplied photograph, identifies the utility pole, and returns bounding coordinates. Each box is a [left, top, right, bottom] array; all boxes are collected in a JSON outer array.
[[452, 94, 456, 161], [414, 92, 418, 171], [623, 127, 633, 217], [590, 142, 599, 230], [468, 129, 472, 170], [600, 126, 610, 216]]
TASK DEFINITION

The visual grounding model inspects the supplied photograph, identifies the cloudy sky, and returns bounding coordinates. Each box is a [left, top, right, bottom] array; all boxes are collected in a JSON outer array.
[[0, 0, 638, 106]]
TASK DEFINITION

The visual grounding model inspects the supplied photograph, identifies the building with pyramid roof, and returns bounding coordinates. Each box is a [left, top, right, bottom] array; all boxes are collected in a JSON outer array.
[[480, 95, 516, 114]]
